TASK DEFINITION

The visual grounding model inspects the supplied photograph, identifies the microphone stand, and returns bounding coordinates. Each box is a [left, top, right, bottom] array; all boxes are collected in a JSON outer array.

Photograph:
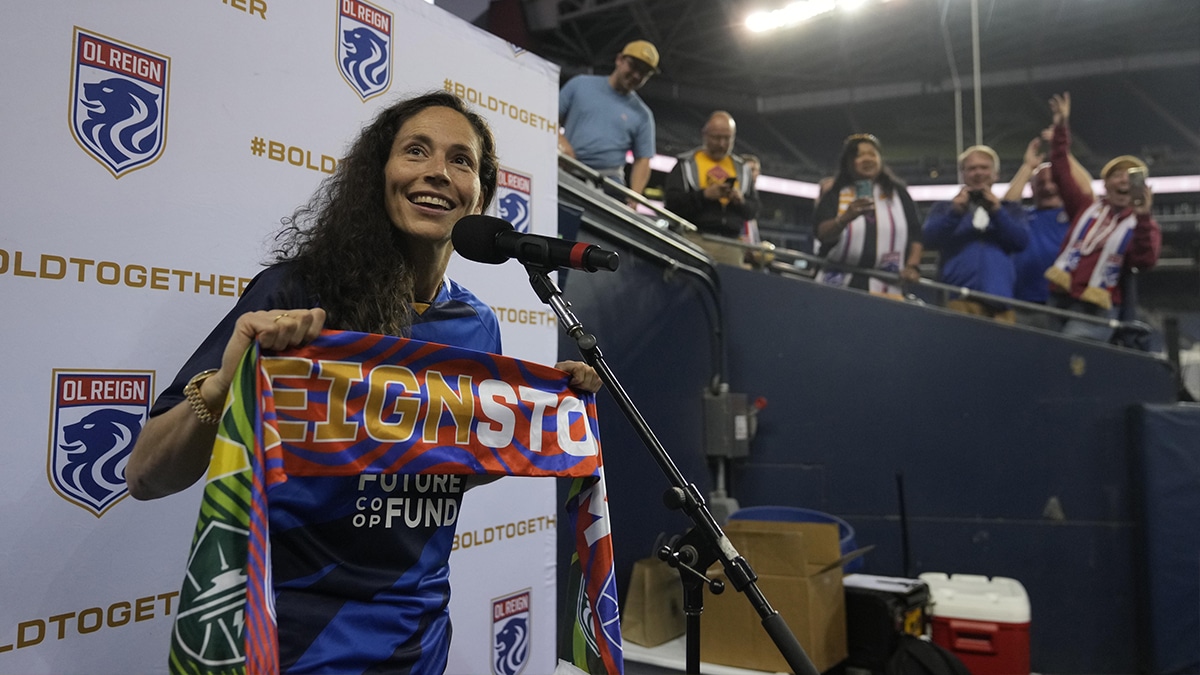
[[523, 263, 819, 675]]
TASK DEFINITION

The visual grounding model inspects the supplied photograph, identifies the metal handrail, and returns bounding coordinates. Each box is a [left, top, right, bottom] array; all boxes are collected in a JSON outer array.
[[700, 233, 1154, 335], [557, 164, 729, 384], [558, 153, 697, 233], [556, 153, 1153, 337]]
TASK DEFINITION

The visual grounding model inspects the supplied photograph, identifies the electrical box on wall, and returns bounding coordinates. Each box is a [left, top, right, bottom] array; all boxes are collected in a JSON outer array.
[[703, 386, 750, 458]]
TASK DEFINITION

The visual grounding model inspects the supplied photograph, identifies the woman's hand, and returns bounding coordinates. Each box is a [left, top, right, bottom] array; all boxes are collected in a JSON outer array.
[[128, 306, 328, 501], [556, 360, 602, 393], [204, 308, 327, 408], [840, 197, 874, 223]]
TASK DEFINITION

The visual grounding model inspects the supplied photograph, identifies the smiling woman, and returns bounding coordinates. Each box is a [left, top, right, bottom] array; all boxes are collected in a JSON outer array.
[[812, 133, 924, 295], [123, 90, 600, 674]]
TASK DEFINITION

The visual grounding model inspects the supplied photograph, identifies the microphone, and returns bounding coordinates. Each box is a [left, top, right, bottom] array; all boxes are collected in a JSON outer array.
[[452, 215, 619, 273]]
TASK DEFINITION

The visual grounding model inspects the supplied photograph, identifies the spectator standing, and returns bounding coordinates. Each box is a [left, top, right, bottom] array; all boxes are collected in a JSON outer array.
[[558, 40, 659, 203], [664, 111, 761, 239], [1043, 92, 1161, 341], [813, 133, 922, 295], [1005, 134, 1094, 328], [923, 145, 1029, 322]]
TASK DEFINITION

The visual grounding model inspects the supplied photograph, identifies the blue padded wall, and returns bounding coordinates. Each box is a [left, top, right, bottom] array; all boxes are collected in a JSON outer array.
[[556, 215, 1177, 671], [1132, 403, 1200, 675]]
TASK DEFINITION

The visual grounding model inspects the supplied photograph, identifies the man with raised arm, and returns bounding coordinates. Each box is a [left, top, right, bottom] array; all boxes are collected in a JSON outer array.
[[1042, 92, 1161, 341]]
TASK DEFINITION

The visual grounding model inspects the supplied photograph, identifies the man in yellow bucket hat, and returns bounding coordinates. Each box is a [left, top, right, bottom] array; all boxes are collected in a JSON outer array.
[[559, 40, 660, 205], [1043, 92, 1161, 341]]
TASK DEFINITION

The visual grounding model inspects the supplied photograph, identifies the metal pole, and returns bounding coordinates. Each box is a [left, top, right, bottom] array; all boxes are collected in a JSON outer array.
[[971, 0, 982, 144]]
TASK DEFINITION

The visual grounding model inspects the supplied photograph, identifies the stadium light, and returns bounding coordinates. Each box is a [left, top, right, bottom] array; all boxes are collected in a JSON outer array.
[[746, 1, 837, 33]]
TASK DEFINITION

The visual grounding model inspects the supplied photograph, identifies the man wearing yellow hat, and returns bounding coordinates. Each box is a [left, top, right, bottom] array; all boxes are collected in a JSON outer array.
[[1043, 92, 1161, 341], [558, 40, 660, 204]]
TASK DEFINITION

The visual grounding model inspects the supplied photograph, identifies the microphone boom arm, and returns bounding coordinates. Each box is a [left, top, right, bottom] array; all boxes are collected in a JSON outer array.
[[523, 263, 818, 675]]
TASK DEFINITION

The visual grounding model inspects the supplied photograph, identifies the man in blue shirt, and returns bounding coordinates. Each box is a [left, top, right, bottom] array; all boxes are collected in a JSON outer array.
[[1003, 134, 1094, 328], [558, 40, 659, 203], [923, 145, 1029, 323]]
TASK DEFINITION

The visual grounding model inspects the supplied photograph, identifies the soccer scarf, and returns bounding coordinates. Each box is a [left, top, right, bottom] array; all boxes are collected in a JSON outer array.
[[1044, 200, 1138, 310], [816, 184, 907, 295], [167, 330, 622, 675]]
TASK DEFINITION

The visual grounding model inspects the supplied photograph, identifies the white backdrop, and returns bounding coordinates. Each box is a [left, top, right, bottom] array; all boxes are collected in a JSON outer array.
[[0, 2, 564, 673]]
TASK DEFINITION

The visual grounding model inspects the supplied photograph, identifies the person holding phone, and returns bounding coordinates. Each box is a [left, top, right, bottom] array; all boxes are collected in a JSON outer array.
[[1043, 92, 1161, 341], [664, 110, 760, 240], [813, 133, 923, 295], [921, 144, 1029, 322]]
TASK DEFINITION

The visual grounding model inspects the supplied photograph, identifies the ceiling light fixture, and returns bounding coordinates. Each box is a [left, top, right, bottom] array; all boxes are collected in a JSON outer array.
[[746, 0, 838, 33]]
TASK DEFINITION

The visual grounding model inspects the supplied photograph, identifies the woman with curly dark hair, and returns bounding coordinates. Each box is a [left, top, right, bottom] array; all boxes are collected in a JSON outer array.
[[127, 91, 598, 673], [813, 133, 923, 295]]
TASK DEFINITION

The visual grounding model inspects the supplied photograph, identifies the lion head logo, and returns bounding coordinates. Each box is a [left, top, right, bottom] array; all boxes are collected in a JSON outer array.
[[498, 193, 530, 233], [79, 77, 162, 169], [56, 408, 143, 511], [340, 27, 389, 98], [493, 616, 528, 675]]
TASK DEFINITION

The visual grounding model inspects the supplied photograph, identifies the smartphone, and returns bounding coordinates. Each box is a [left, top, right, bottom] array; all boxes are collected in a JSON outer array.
[[1127, 167, 1146, 191], [724, 176, 737, 186], [855, 179, 873, 198]]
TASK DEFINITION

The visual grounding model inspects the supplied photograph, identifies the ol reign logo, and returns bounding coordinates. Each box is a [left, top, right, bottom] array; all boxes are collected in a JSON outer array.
[[48, 370, 152, 516], [492, 589, 531, 675], [173, 521, 250, 668], [489, 168, 533, 233], [70, 28, 169, 178], [337, 0, 393, 101]]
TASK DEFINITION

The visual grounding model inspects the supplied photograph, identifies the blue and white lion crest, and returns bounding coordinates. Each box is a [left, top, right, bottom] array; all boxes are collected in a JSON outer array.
[[48, 372, 152, 516], [337, 0, 393, 101], [491, 590, 531, 675], [70, 29, 169, 178], [489, 168, 533, 233], [498, 193, 531, 233]]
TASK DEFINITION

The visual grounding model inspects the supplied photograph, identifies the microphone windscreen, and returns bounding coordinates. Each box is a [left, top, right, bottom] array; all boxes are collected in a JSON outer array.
[[452, 215, 513, 265]]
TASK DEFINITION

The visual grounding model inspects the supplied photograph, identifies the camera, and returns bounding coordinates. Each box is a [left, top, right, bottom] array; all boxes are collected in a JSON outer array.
[[968, 189, 985, 202]]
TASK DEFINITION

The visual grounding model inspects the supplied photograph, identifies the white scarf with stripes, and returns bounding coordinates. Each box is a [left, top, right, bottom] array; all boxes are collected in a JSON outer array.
[[816, 184, 907, 295]]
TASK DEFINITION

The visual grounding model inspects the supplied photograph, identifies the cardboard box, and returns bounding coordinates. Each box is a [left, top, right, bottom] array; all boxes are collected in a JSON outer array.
[[621, 557, 685, 647], [699, 519, 854, 673]]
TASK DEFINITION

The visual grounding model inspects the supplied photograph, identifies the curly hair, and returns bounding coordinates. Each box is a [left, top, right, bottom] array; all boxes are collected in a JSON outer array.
[[829, 134, 906, 199], [273, 91, 498, 336]]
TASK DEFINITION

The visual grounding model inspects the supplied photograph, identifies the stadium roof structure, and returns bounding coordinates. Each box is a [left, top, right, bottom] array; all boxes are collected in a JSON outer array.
[[516, 0, 1200, 184]]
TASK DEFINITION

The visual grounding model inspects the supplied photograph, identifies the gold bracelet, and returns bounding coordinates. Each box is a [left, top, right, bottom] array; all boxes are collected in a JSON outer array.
[[183, 369, 222, 426]]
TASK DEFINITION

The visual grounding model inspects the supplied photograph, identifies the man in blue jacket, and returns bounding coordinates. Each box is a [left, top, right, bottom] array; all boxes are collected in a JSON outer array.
[[923, 145, 1029, 323]]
